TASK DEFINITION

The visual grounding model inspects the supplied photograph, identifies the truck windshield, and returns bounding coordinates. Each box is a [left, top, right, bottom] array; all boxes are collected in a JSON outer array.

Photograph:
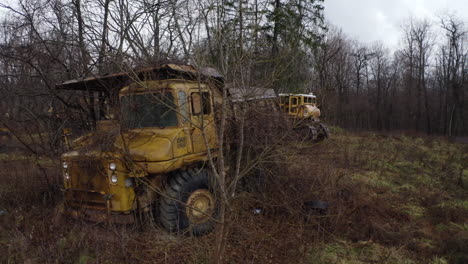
[[121, 92, 178, 128], [280, 96, 289, 104]]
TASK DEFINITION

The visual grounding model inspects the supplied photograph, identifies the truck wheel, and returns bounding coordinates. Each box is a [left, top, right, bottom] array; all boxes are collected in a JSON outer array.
[[316, 123, 329, 142], [159, 169, 218, 236], [294, 125, 317, 143]]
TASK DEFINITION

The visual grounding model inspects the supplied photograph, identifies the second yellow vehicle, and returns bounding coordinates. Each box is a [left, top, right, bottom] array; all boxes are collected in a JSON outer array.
[[279, 93, 329, 141]]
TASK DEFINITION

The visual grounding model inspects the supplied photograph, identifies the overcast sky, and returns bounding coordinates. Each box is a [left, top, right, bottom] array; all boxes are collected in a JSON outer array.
[[1, 0, 466, 51], [323, 0, 468, 49]]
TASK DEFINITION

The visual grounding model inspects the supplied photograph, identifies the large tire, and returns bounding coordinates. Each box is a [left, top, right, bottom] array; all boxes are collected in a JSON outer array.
[[294, 125, 318, 143], [315, 123, 329, 142], [159, 168, 218, 236]]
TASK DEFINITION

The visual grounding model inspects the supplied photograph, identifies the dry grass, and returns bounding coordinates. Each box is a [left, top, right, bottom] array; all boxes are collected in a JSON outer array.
[[0, 129, 467, 263]]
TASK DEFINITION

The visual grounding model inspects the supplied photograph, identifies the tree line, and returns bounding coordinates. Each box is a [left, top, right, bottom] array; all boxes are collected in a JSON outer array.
[[318, 16, 467, 136]]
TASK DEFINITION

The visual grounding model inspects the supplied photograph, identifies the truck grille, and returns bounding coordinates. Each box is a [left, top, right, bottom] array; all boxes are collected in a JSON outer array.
[[65, 159, 110, 210], [66, 189, 109, 210], [70, 159, 108, 192]]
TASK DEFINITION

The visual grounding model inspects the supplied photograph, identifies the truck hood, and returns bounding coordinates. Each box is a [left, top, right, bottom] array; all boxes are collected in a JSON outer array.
[[114, 130, 174, 162], [64, 128, 179, 162]]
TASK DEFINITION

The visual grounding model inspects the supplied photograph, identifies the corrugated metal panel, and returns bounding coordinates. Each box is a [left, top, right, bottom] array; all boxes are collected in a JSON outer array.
[[226, 84, 277, 102]]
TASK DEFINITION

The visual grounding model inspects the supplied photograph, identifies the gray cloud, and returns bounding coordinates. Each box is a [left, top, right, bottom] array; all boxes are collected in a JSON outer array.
[[324, 0, 468, 49]]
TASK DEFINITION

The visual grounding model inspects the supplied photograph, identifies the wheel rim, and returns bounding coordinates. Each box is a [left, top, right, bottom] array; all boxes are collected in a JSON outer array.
[[185, 189, 215, 224]]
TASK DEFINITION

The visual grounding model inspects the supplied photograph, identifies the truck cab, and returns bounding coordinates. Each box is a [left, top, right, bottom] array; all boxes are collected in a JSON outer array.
[[279, 93, 321, 120]]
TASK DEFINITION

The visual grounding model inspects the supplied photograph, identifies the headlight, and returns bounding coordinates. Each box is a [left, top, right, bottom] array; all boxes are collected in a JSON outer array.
[[110, 175, 118, 184], [109, 163, 117, 171], [62, 161, 68, 169], [64, 172, 70, 181]]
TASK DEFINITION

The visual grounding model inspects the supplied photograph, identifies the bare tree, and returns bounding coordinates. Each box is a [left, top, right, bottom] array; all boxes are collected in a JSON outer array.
[[438, 14, 467, 136]]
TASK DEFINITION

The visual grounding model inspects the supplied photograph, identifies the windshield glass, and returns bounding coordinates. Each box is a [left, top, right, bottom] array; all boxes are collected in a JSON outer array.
[[121, 92, 178, 129]]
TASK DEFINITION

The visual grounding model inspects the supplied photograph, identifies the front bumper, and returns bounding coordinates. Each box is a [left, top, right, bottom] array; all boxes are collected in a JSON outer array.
[[64, 206, 135, 224], [63, 188, 135, 224]]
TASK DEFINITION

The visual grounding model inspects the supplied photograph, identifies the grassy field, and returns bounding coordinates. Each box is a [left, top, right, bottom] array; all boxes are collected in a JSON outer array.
[[0, 129, 467, 263]]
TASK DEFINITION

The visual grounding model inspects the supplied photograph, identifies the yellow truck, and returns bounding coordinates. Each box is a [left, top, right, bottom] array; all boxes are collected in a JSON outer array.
[[58, 64, 222, 235], [279, 93, 329, 141]]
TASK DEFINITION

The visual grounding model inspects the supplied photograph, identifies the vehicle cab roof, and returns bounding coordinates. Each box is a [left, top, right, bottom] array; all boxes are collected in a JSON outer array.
[[55, 64, 223, 93], [279, 93, 316, 98]]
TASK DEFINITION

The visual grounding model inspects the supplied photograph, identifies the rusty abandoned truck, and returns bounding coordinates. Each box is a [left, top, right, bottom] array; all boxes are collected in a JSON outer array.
[[57, 64, 328, 235]]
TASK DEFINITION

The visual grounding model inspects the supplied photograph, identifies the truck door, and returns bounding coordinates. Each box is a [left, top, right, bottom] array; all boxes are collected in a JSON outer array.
[[289, 96, 300, 114], [189, 89, 217, 153], [177, 90, 193, 153]]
